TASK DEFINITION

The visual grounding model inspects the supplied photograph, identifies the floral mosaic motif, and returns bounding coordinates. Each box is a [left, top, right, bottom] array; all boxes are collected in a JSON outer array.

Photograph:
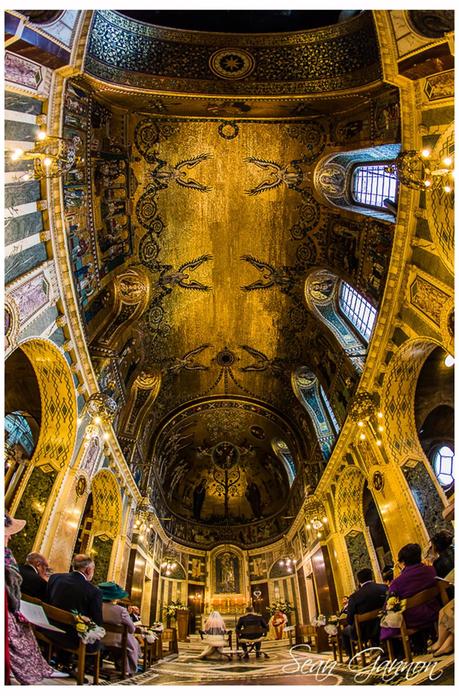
[[345, 530, 371, 578], [296, 238, 318, 267], [402, 461, 453, 537], [209, 48, 255, 80], [289, 192, 321, 240], [285, 122, 326, 162]]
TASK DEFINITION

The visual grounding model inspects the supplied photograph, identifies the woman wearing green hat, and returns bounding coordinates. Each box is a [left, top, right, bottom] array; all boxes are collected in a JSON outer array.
[[99, 581, 140, 675]]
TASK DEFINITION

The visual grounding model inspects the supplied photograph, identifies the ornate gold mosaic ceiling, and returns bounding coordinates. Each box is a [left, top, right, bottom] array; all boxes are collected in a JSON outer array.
[[76, 10, 399, 538]]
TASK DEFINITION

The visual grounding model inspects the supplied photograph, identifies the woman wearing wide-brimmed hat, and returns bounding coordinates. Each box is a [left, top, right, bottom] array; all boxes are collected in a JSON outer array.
[[5, 514, 68, 684], [98, 581, 140, 675]]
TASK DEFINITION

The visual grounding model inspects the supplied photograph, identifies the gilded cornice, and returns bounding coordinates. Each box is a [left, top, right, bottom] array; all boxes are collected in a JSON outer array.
[[46, 67, 142, 507], [84, 10, 382, 96]]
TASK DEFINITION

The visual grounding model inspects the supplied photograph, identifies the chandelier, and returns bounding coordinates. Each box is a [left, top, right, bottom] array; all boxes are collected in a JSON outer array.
[[386, 149, 454, 193], [160, 542, 179, 577], [9, 127, 82, 180], [348, 391, 384, 447], [83, 392, 118, 426], [277, 536, 297, 573]]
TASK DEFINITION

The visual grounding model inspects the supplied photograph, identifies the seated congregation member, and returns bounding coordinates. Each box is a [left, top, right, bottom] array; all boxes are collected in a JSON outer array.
[[431, 531, 454, 579], [99, 582, 140, 676], [380, 543, 439, 643], [198, 610, 227, 660], [5, 514, 66, 684], [428, 599, 454, 657], [127, 605, 142, 625], [236, 606, 269, 659], [19, 552, 49, 601], [46, 553, 103, 648], [342, 568, 387, 657]]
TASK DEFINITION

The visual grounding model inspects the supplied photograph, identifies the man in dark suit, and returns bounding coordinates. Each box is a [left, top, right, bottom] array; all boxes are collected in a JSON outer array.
[[46, 554, 103, 648], [19, 552, 49, 601], [236, 606, 269, 659], [342, 567, 387, 658]]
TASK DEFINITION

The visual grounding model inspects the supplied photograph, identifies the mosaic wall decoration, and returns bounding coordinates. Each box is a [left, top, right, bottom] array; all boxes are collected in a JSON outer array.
[[85, 10, 382, 95], [424, 125, 454, 276], [215, 551, 240, 593], [62, 79, 133, 322], [335, 466, 366, 533], [407, 10, 454, 38], [78, 435, 102, 478], [4, 51, 51, 96], [91, 534, 113, 585], [345, 530, 371, 578], [410, 275, 450, 327], [381, 339, 436, 464], [8, 273, 50, 327], [91, 469, 122, 539], [402, 460, 452, 537], [188, 555, 206, 583], [10, 466, 57, 563], [21, 339, 77, 472], [249, 554, 268, 580], [424, 70, 454, 101], [292, 368, 336, 460]]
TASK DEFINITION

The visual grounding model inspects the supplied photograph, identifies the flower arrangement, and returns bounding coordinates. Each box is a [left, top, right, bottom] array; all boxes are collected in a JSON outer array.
[[311, 613, 327, 627], [72, 610, 106, 644], [163, 601, 187, 618], [379, 594, 406, 629], [139, 627, 158, 644], [267, 600, 295, 616], [324, 614, 339, 635]]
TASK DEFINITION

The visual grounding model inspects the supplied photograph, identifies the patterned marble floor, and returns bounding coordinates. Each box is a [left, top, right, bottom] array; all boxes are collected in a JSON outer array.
[[31, 637, 454, 687]]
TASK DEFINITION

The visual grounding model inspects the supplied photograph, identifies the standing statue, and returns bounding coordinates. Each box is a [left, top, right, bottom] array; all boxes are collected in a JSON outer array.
[[193, 479, 206, 521]]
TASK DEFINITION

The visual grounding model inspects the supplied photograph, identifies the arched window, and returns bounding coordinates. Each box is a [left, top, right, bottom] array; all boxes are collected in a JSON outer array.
[[5, 411, 37, 458], [315, 144, 401, 222], [305, 270, 376, 372], [292, 368, 338, 461], [431, 445, 455, 489], [271, 439, 296, 485], [351, 164, 398, 210], [338, 281, 377, 342]]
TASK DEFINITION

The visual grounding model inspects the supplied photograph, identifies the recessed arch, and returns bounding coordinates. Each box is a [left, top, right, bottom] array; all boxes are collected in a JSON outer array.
[[304, 269, 373, 372], [291, 367, 338, 461], [313, 144, 401, 221], [6, 338, 78, 562]]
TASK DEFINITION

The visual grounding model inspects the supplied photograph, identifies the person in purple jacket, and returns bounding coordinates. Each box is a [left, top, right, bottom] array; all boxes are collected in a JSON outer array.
[[380, 543, 440, 643]]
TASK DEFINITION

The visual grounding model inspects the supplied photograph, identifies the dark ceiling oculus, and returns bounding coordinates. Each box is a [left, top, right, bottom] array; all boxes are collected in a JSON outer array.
[[209, 48, 255, 80]]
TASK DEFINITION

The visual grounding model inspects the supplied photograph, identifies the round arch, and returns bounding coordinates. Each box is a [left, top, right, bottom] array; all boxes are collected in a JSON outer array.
[[6, 338, 78, 562], [381, 336, 453, 538], [86, 469, 123, 584]]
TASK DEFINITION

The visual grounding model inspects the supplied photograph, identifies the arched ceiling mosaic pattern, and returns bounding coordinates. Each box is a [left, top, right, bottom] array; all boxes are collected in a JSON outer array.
[[58, 12, 403, 545]]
